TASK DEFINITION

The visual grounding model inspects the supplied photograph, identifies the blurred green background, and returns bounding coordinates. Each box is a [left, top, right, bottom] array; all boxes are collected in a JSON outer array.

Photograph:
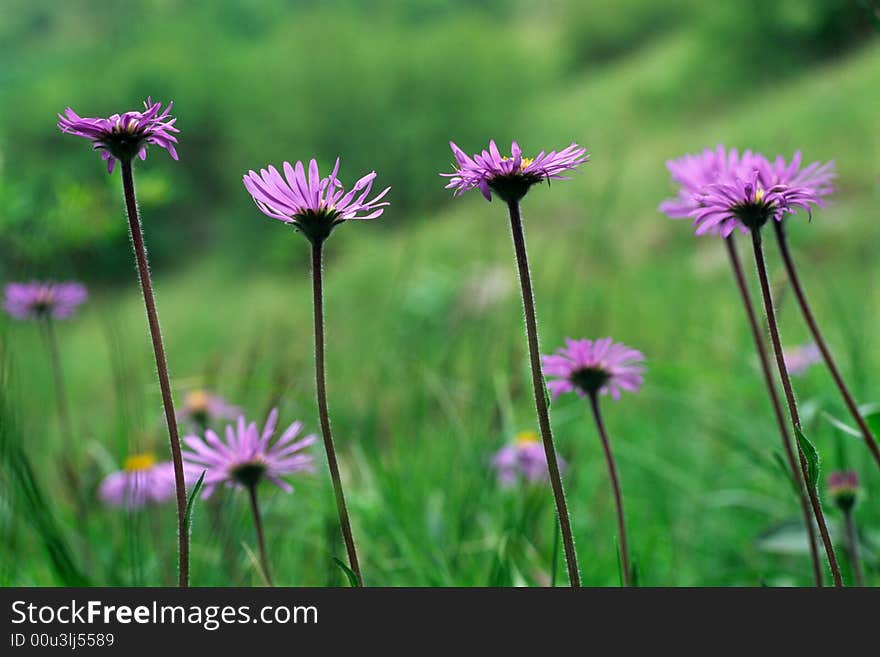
[[1, 0, 879, 586]]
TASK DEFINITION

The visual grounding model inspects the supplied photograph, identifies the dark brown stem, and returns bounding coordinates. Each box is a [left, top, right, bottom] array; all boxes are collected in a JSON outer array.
[[750, 228, 843, 587], [588, 392, 631, 586], [724, 236, 823, 586], [843, 510, 864, 587], [43, 318, 73, 445], [773, 221, 880, 470], [120, 160, 189, 588], [311, 239, 363, 586], [506, 199, 581, 587], [247, 484, 273, 586]]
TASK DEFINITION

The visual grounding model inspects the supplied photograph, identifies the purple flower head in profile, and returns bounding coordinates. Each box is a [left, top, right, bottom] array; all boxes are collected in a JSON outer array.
[[784, 342, 822, 377], [58, 98, 179, 173], [491, 431, 565, 487], [242, 158, 390, 244], [98, 454, 179, 509], [183, 409, 316, 496], [442, 139, 589, 203], [178, 389, 241, 428], [827, 469, 859, 512], [660, 146, 834, 236], [543, 337, 646, 400], [3, 281, 87, 321]]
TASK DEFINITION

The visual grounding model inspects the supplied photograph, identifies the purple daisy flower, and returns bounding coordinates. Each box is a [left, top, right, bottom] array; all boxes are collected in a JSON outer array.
[[783, 342, 822, 377], [543, 337, 646, 400], [442, 139, 589, 203], [3, 281, 87, 321], [827, 470, 859, 512], [242, 158, 390, 243], [178, 389, 241, 428], [660, 147, 834, 237], [98, 454, 179, 509], [57, 98, 179, 173], [491, 430, 566, 487], [182, 409, 316, 497]]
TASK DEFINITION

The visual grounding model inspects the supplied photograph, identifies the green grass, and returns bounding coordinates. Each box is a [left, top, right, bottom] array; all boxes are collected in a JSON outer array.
[[2, 11, 879, 586]]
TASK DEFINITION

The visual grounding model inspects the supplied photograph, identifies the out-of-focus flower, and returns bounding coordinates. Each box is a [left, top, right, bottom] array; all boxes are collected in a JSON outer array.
[[491, 430, 565, 486], [99, 453, 179, 509], [827, 470, 859, 512], [58, 98, 179, 173], [543, 337, 645, 400], [442, 139, 588, 203], [3, 281, 87, 320], [183, 409, 316, 496], [659, 146, 834, 236], [242, 158, 390, 243], [178, 389, 240, 428], [783, 342, 822, 377]]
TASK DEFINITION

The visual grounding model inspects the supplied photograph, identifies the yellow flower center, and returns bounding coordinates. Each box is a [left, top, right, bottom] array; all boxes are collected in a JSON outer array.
[[515, 430, 539, 445], [185, 389, 210, 412], [754, 187, 765, 203], [124, 453, 157, 472], [501, 155, 534, 171]]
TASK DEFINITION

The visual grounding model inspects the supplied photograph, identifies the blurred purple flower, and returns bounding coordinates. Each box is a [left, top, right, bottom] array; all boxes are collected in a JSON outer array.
[[57, 98, 179, 173], [827, 469, 859, 512], [543, 337, 645, 400], [3, 281, 87, 320], [491, 431, 565, 487], [99, 454, 180, 509], [660, 146, 834, 236], [442, 139, 588, 203], [242, 158, 390, 243], [783, 342, 822, 377], [178, 389, 241, 428], [183, 409, 316, 496]]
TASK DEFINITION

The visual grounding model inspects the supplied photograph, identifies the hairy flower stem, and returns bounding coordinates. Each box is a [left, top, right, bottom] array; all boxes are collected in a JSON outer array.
[[750, 229, 843, 587], [588, 392, 631, 586], [247, 484, 273, 586], [120, 160, 189, 587], [724, 236, 823, 586], [843, 509, 864, 587], [773, 221, 880, 470], [506, 199, 580, 587], [310, 239, 363, 586]]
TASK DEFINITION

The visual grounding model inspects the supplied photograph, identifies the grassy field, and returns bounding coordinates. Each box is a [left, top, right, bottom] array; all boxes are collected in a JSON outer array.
[[1, 2, 879, 586]]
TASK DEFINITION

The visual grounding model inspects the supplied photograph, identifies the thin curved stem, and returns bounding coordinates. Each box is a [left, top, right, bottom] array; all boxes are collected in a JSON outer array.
[[724, 236, 823, 586], [588, 392, 631, 586], [750, 228, 843, 587], [120, 160, 189, 587], [506, 199, 581, 587], [773, 221, 880, 470], [247, 484, 273, 586], [843, 510, 864, 587], [311, 239, 363, 586]]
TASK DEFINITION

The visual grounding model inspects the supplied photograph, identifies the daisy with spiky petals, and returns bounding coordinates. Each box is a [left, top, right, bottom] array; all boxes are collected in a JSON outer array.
[[491, 431, 566, 487], [442, 139, 588, 587], [59, 98, 190, 586], [543, 337, 644, 586], [178, 389, 241, 430], [443, 140, 588, 203], [243, 158, 390, 244], [243, 158, 387, 587], [99, 454, 178, 509], [183, 409, 315, 584], [661, 147, 829, 586], [58, 98, 178, 174], [3, 281, 87, 320]]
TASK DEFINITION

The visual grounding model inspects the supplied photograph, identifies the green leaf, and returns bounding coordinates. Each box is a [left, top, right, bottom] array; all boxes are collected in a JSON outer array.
[[184, 470, 206, 536], [333, 557, 361, 587], [795, 426, 820, 491], [864, 408, 880, 438], [821, 411, 861, 439]]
